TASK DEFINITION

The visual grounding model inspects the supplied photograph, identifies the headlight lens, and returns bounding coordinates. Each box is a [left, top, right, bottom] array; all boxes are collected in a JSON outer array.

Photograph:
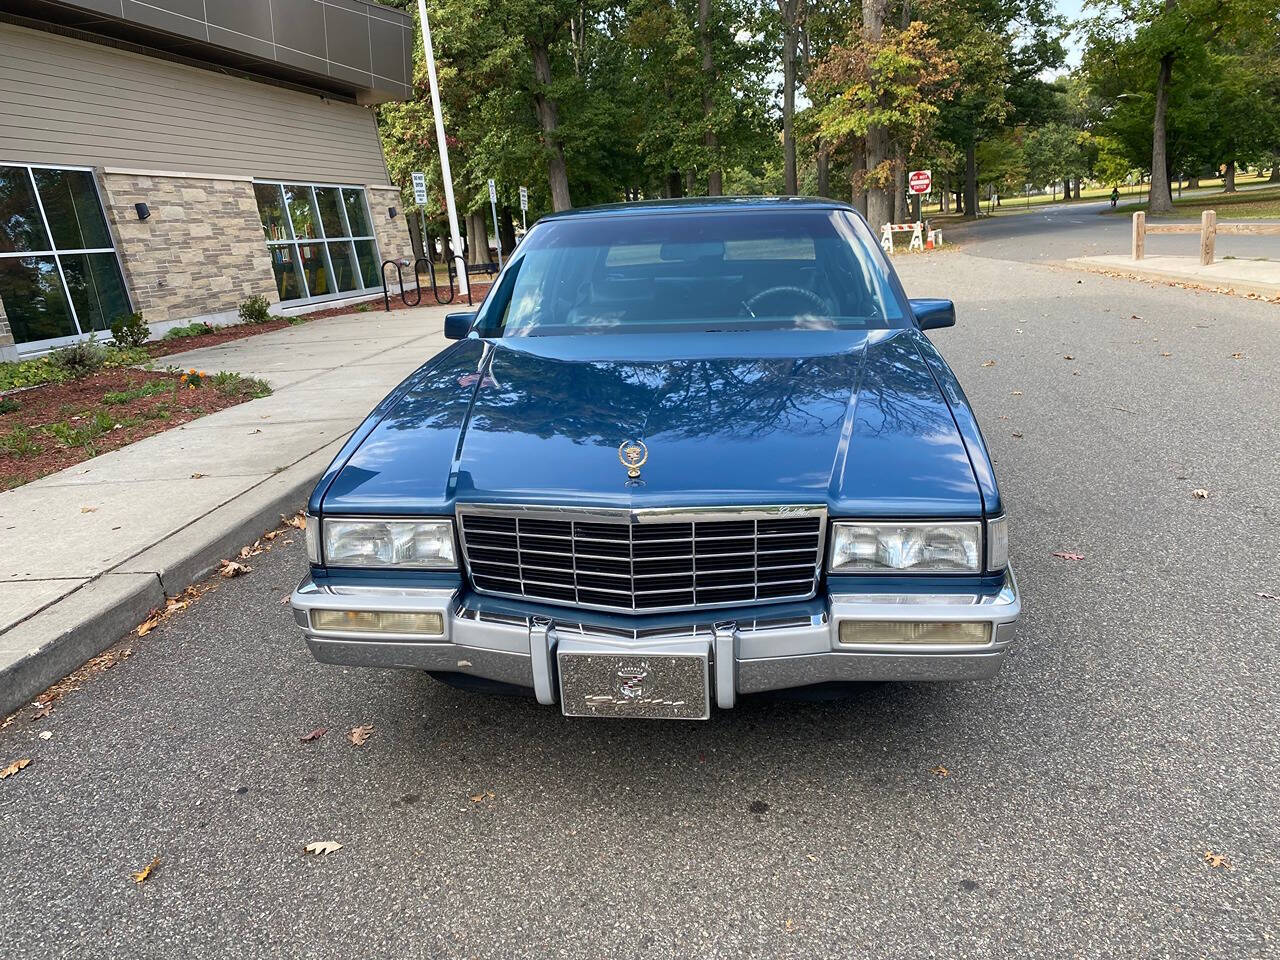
[[321, 518, 457, 569], [829, 521, 981, 573], [987, 515, 1008, 570]]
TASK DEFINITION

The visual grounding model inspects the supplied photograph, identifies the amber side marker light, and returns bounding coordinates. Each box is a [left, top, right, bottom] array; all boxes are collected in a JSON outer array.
[[838, 621, 990, 645], [311, 610, 445, 636]]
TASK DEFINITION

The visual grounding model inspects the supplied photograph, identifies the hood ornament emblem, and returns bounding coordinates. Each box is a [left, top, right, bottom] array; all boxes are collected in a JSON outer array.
[[618, 439, 648, 479]]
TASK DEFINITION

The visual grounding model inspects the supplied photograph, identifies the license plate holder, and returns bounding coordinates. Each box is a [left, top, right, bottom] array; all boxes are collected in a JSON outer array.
[[557, 644, 710, 720]]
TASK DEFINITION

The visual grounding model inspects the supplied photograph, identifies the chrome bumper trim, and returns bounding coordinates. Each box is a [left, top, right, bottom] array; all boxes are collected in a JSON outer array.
[[291, 566, 1023, 703]]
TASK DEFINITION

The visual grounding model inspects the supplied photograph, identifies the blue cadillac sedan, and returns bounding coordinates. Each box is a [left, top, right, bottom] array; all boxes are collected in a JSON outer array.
[[291, 197, 1020, 720]]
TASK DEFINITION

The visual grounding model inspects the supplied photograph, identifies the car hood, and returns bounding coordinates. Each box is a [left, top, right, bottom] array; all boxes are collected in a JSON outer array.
[[318, 329, 983, 517]]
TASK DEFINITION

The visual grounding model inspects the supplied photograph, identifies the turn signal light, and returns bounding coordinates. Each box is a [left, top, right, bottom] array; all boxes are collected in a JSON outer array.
[[311, 609, 444, 636], [838, 621, 990, 645]]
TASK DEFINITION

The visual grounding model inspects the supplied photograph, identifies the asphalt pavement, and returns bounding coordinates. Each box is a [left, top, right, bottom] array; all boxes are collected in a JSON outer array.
[[2, 245, 1278, 959]]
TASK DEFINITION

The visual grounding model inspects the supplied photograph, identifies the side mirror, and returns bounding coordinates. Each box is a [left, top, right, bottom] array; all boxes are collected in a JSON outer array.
[[910, 298, 955, 331], [444, 311, 476, 340]]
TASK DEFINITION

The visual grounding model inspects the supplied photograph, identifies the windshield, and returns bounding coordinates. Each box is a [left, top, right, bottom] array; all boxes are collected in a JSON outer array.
[[474, 207, 908, 337]]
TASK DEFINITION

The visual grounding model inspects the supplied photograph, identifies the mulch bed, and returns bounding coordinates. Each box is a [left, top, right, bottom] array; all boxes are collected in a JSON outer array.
[[0, 370, 254, 490], [145, 318, 298, 359]]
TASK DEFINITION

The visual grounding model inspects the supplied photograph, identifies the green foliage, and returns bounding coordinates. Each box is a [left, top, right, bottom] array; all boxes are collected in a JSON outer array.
[[102, 380, 175, 405], [109, 311, 151, 348], [0, 397, 19, 415], [163, 322, 217, 340], [0, 356, 71, 392], [238, 295, 272, 325], [102, 346, 151, 368], [1, 425, 40, 457], [208, 372, 273, 399], [1022, 123, 1089, 189], [49, 339, 106, 379]]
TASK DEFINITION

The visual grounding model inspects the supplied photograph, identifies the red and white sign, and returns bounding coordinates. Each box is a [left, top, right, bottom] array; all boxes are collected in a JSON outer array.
[[908, 169, 932, 195]]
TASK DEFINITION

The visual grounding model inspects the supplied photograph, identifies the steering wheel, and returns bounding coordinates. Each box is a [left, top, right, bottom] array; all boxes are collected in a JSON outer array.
[[743, 285, 833, 317]]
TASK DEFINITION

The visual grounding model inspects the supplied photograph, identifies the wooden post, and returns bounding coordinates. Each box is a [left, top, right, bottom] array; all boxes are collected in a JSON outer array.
[[1131, 211, 1145, 260], [1200, 209, 1216, 265]]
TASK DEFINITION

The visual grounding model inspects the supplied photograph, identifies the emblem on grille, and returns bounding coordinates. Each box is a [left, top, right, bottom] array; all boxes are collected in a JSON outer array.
[[616, 663, 649, 699], [617, 439, 649, 478]]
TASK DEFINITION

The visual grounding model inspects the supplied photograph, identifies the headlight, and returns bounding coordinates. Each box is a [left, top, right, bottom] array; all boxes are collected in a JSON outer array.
[[321, 517, 457, 569], [829, 521, 981, 574]]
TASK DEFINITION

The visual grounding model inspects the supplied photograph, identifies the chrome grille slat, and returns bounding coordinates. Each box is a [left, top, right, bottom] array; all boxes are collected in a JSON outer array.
[[457, 504, 826, 614]]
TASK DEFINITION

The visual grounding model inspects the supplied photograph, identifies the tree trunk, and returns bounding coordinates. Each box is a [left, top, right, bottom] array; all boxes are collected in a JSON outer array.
[[964, 139, 978, 218], [468, 212, 491, 265], [1223, 160, 1236, 193], [816, 138, 829, 198], [850, 137, 868, 216], [862, 0, 891, 231], [1148, 44, 1176, 215], [665, 170, 683, 198], [1270, 160, 1280, 183], [530, 41, 572, 211], [699, 0, 722, 196], [499, 205, 516, 254], [781, 21, 798, 194], [940, 174, 950, 214], [892, 150, 907, 223]]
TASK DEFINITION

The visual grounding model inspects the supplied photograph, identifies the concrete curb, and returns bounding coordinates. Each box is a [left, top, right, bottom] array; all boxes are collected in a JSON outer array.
[[0, 438, 344, 718], [1052, 259, 1280, 302]]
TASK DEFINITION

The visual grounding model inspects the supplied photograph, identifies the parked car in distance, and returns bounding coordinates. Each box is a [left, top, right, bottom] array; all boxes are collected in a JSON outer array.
[[292, 197, 1020, 720]]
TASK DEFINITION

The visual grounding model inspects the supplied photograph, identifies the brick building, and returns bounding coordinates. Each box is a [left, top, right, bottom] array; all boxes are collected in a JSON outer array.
[[0, 0, 416, 360]]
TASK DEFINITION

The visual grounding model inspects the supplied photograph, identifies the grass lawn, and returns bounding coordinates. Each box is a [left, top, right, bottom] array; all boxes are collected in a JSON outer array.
[[0, 367, 270, 490], [1102, 184, 1280, 220]]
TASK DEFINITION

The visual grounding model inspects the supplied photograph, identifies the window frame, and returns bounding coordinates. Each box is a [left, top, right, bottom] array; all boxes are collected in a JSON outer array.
[[0, 161, 132, 354], [254, 179, 382, 306]]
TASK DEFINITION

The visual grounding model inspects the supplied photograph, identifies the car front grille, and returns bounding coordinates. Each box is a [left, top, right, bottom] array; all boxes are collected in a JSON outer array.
[[456, 505, 826, 614]]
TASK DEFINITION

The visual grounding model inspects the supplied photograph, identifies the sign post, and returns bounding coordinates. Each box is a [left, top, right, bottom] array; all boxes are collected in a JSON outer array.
[[488, 178, 502, 271], [415, 0, 468, 297], [518, 185, 528, 234]]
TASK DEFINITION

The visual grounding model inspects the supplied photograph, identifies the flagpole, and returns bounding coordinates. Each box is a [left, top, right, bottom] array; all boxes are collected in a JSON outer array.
[[416, 0, 469, 298]]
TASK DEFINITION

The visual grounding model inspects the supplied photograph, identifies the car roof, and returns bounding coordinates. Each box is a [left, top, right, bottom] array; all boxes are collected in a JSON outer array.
[[537, 196, 854, 221]]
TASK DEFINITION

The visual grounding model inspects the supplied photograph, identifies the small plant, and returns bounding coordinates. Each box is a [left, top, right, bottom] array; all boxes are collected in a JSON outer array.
[[102, 380, 174, 405], [208, 371, 272, 399], [238, 295, 272, 325], [0, 397, 19, 415], [286, 315, 310, 325], [50, 338, 105, 379], [180, 368, 208, 389], [353, 304, 371, 313], [109, 311, 151, 348], [163, 322, 217, 340], [102, 345, 151, 368], [1, 425, 40, 456]]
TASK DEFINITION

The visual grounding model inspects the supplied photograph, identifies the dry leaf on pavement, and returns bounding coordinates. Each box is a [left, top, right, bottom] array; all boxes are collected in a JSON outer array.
[[132, 856, 161, 885], [300, 727, 327, 742], [1192, 489, 1209, 499], [283, 513, 307, 530], [931, 766, 950, 778], [1204, 850, 1231, 870], [220, 559, 251, 578], [348, 724, 373, 746], [1063, 354, 1074, 360], [1230, 352, 1245, 360], [80, 506, 97, 513], [1010, 390, 1023, 396], [1, 758, 32, 779], [469, 791, 495, 803], [1052, 551, 1085, 561], [38, 731, 52, 741], [304, 841, 342, 856], [981, 360, 997, 367], [1257, 592, 1279, 602]]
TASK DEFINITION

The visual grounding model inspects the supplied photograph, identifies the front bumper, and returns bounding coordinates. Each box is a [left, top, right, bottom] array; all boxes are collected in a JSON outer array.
[[291, 567, 1022, 709]]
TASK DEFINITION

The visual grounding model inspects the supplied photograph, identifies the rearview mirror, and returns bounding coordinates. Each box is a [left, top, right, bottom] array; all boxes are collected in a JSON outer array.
[[444, 311, 476, 340], [910, 299, 955, 331]]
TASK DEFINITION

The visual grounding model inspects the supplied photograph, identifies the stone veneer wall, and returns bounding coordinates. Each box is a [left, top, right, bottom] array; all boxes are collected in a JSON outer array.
[[367, 184, 415, 266], [100, 171, 280, 326]]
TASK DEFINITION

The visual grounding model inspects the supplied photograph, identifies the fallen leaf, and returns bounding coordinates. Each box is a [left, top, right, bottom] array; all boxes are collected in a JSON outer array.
[[278, 595, 290, 605], [932, 765, 950, 778], [1010, 390, 1023, 396], [132, 856, 161, 885], [981, 359, 997, 367], [1230, 352, 1245, 360], [1063, 354, 1074, 360], [80, 506, 97, 514], [220, 559, 251, 578], [190, 473, 206, 479], [38, 731, 52, 741], [1130, 314, 1142, 320], [1256, 592, 1279, 602], [283, 513, 307, 530], [469, 790, 495, 803], [1192, 489, 1209, 499], [1, 758, 31, 779], [1160, 352, 1171, 357], [239, 541, 263, 560], [263, 529, 282, 541], [1052, 551, 1085, 561], [136, 616, 161, 637], [1204, 850, 1231, 870], [300, 727, 327, 742], [304, 840, 342, 856], [348, 724, 373, 746], [1011, 431, 1024, 439]]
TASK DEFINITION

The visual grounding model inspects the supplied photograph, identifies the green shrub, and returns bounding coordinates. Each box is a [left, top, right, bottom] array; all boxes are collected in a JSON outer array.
[[0, 397, 19, 414], [109, 311, 151, 348], [238, 295, 272, 325], [102, 346, 151, 368], [50, 338, 105, 379], [208, 371, 272, 399], [286, 315, 310, 325], [1, 426, 40, 456], [163, 322, 217, 340], [103, 380, 174, 405]]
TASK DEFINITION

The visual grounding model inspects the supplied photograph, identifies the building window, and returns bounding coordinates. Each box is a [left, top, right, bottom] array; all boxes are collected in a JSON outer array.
[[0, 164, 131, 351], [253, 182, 381, 303]]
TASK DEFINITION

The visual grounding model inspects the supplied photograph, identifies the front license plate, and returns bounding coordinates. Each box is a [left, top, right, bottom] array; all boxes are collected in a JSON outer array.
[[557, 650, 710, 720]]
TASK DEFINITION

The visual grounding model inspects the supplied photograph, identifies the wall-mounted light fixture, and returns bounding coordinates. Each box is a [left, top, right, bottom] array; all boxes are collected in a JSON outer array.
[[388, 206, 398, 219], [135, 202, 150, 221]]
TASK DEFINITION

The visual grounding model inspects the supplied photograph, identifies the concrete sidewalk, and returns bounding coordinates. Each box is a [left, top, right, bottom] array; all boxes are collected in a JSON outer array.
[[0, 304, 451, 716], [1061, 254, 1280, 300]]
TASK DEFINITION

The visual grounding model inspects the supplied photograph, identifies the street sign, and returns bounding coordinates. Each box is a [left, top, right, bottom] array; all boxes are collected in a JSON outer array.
[[487, 178, 497, 204], [519, 185, 528, 211], [908, 170, 932, 195], [411, 171, 427, 204], [486, 178, 502, 271]]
